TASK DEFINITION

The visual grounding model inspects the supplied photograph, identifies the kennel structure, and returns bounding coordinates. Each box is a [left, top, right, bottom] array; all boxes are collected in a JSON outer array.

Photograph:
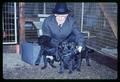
[[2, 2, 18, 44], [2, 2, 117, 58]]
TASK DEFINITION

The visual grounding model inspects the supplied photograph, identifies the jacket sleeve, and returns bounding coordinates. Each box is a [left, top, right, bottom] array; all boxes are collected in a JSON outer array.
[[42, 19, 58, 47], [72, 19, 85, 48], [42, 19, 51, 37]]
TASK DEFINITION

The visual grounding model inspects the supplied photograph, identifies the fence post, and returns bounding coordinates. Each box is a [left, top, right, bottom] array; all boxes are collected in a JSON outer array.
[[19, 2, 25, 43], [18, 2, 25, 54]]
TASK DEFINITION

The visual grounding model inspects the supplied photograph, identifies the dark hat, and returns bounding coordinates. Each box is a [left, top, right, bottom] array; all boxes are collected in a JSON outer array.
[[52, 3, 71, 14]]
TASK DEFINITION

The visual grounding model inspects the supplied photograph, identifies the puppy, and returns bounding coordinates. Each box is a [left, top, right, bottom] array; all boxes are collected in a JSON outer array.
[[78, 46, 94, 70], [37, 35, 59, 69], [58, 41, 80, 74]]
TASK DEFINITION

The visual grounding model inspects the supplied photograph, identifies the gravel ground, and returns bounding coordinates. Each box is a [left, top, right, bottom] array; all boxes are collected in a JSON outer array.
[[3, 53, 117, 79]]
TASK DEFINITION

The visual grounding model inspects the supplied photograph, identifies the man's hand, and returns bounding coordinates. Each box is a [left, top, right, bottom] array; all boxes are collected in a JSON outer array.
[[77, 46, 82, 52]]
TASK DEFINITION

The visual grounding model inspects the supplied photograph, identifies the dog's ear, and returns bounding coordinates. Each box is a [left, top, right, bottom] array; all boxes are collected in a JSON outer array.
[[38, 37, 43, 45], [38, 35, 51, 46], [88, 49, 94, 53]]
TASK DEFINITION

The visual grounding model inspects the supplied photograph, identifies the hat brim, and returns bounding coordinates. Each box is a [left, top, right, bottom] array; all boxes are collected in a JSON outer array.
[[52, 9, 71, 14]]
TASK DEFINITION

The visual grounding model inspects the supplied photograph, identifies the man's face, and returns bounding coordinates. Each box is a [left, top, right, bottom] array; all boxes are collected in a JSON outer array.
[[55, 14, 68, 21]]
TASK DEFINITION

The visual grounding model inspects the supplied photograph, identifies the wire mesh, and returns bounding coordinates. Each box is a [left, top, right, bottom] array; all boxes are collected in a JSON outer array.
[[82, 3, 117, 56], [2, 2, 17, 44], [2, 2, 117, 56], [23, 2, 117, 56]]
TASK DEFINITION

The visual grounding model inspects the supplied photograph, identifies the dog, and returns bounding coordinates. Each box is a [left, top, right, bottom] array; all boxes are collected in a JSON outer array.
[[79, 46, 94, 67], [36, 35, 59, 69], [58, 41, 81, 74], [58, 41, 94, 73]]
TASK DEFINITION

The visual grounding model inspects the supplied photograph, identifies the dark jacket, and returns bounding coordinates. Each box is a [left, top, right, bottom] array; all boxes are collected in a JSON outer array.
[[42, 14, 85, 48]]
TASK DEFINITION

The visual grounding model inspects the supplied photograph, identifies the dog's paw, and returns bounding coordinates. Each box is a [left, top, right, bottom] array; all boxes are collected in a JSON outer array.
[[35, 63, 39, 66], [51, 65, 56, 68], [68, 71, 72, 74], [58, 71, 63, 74], [76, 68, 81, 72], [41, 66, 47, 70], [87, 64, 91, 66]]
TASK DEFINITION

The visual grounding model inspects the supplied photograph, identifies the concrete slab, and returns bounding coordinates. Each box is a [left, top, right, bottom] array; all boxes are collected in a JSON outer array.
[[3, 53, 117, 79]]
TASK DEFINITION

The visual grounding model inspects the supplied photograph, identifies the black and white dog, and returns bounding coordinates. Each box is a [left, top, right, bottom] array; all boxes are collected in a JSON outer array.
[[36, 35, 59, 69]]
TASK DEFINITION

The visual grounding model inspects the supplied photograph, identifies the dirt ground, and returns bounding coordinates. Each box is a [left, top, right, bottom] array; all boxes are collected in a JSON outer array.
[[3, 53, 117, 79]]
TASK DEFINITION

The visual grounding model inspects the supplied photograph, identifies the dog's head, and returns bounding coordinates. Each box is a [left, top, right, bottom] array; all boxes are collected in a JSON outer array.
[[58, 41, 78, 58], [38, 35, 51, 47], [38, 35, 60, 62]]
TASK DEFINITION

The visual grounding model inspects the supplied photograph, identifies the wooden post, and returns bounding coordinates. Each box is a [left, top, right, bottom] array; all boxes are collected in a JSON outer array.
[[99, 3, 117, 39], [19, 2, 25, 43], [16, 43, 20, 54]]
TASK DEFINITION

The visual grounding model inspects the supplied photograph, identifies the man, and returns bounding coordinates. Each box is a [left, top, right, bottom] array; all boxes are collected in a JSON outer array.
[[36, 3, 85, 69], [42, 3, 85, 53]]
